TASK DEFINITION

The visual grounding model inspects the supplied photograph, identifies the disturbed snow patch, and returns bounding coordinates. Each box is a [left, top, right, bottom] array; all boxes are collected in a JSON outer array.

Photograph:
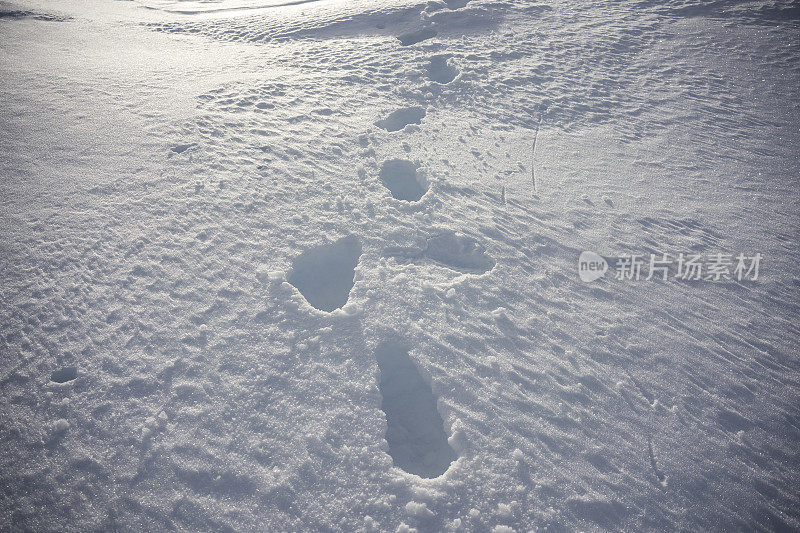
[[375, 340, 456, 478], [425, 232, 495, 273], [376, 106, 426, 132], [384, 231, 495, 274], [379, 159, 428, 201], [287, 235, 361, 312], [0, 7, 70, 21]]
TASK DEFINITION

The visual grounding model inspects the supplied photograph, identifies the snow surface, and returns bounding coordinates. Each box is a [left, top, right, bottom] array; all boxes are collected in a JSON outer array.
[[1, 0, 799, 530]]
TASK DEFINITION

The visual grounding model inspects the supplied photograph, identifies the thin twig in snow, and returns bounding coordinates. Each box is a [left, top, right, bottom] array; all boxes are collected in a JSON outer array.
[[532, 113, 543, 192]]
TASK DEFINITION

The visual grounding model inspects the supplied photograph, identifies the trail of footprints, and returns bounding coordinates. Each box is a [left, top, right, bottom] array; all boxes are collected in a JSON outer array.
[[282, 15, 485, 479], [284, 230, 480, 478], [161, 3, 474, 479]]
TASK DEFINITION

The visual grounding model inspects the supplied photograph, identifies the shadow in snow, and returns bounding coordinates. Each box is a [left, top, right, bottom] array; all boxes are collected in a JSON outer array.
[[50, 366, 78, 383]]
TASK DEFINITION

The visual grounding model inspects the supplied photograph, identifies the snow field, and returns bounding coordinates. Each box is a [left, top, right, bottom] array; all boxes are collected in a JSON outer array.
[[1, 0, 799, 531]]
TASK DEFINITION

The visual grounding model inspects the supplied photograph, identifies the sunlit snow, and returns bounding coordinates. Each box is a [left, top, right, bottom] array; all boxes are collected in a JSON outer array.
[[1, 0, 798, 530]]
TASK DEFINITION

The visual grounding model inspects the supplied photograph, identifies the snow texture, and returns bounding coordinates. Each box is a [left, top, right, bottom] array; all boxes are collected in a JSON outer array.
[[1, 0, 799, 531]]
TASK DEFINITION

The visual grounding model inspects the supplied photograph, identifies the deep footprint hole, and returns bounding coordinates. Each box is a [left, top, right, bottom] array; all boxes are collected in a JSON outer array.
[[375, 340, 457, 478], [379, 159, 428, 202], [287, 235, 361, 312]]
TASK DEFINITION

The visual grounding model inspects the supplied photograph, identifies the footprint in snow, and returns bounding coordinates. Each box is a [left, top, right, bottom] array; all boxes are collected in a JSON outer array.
[[50, 366, 78, 383], [397, 27, 437, 46], [379, 159, 428, 202], [427, 55, 458, 84], [376, 106, 426, 132], [384, 231, 495, 274], [170, 143, 197, 155], [375, 340, 457, 478], [287, 235, 361, 312]]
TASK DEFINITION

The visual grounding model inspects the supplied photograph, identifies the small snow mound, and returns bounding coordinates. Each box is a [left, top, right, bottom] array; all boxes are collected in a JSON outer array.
[[491, 307, 507, 319], [364, 516, 379, 531], [376, 107, 426, 132], [52, 419, 70, 433], [257, 268, 285, 284], [379, 159, 428, 202], [405, 502, 433, 518], [287, 235, 361, 312]]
